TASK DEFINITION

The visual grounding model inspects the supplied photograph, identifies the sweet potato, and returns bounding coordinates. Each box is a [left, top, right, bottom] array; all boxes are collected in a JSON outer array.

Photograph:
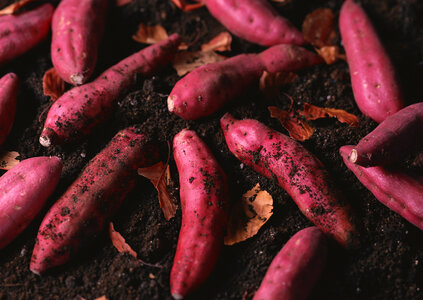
[[171, 129, 229, 299], [0, 4, 53, 66], [350, 102, 423, 167], [220, 113, 356, 247], [253, 226, 327, 300], [339, 0, 404, 123], [0, 156, 62, 249], [168, 45, 322, 120], [30, 128, 159, 274], [341, 145, 423, 230], [202, 0, 305, 46], [39, 34, 181, 147], [0, 73, 18, 146], [51, 0, 108, 85]]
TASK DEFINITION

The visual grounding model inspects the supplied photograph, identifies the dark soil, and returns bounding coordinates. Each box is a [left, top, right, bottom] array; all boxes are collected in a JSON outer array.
[[1, 0, 423, 299]]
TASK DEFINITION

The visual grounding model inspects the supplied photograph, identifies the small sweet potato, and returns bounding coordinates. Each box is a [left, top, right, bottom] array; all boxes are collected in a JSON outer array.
[[220, 113, 357, 247], [0, 73, 19, 146], [0, 156, 62, 249], [253, 227, 327, 300], [170, 129, 229, 299], [30, 128, 159, 274], [339, 0, 404, 123]]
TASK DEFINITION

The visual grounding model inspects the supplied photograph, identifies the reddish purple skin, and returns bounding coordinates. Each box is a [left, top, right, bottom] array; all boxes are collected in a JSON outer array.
[[40, 34, 181, 147], [30, 128, 159, 274], [51, 0, 108, 85], [220, 113, 357, 247], [341, 145, 423, 230], [339, 0, 404, 123], [203, 0, 305, 46], [0, 157, 62, 249], [351, 102, 423, 167], [0, 73, 18, 146], [253, 227, 327, 300], [0, 4, 53, 66], [170, 129, 229, 299], [168, 45, 322, 120]]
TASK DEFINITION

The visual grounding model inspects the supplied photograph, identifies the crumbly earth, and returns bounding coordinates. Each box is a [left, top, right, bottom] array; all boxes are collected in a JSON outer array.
[[1, 0, 423, 299]]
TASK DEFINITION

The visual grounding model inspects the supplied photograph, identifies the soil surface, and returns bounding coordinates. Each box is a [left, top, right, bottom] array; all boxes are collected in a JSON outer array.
[[1, 0, 423, 299]]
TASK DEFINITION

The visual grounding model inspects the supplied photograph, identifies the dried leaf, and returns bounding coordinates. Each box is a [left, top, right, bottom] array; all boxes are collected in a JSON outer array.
[[0, 0, 35, 15], [138, 162, 177, 220], [94, 296, 108, 300], [132, 24, 169, 44], [201, 32, 232, 52], [225, 183, 273, 245], [43, 68, 65, 101], [315, 46, 346, 65], [172, 51, 226, 76], [300, 103, 359, 127], [302, 8, 337, 48], [0, 151, 20, 171], [259, 71, 298, 98], [170, 0, 204, 12], [270, 0, 291, 6], [269, 106, 314, 141], [109, 223, 138, 259], [115, 0, 132, 6]]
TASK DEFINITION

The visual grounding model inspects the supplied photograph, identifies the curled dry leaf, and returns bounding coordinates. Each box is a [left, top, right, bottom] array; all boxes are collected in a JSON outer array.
[[115, 0, 132, 6], [138, 162, 177, 220], [268, 106, 314, 141], [302, 8, 337, 48], [172, 51, 226, 76], [0, 151, 20, 171], [109, 223, 138, 259], [224, 183, 273, 246], [316, 46, 346, 65], [170, 0, 204, 12], [201, 32, 232, 52], [94, 296, 109, 300], [300, 103, 359, 127], [43, 68, 65, 101], [259, 71, 298, 99], [0, 0, 35, 15], [132, 24, 168, 44]]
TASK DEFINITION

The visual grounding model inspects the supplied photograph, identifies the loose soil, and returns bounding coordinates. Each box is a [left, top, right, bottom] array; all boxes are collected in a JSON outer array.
[[1, 0, 423, 299]]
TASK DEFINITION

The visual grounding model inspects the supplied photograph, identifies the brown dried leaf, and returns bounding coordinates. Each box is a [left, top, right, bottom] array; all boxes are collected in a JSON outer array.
[[269, 106, 314, 141], [43, 68, 65, 101], [170, 0, 204, 12], [302, 8, 337, 48], [115, 0, 132, 6], [0, 151, 20, 171], [109, 223, 138, 259], [201, 32, 232, 52], [300, 103, 359, 127], [225, 183, 273, 246], [138, 162, 177, 220], [0, 0, 35, 15], [259, 71, 298, 98], [172, 51, 226, 76], [94, 296, 109, 300], [316, 46, 346, 65], [132, 24, 169, 44]]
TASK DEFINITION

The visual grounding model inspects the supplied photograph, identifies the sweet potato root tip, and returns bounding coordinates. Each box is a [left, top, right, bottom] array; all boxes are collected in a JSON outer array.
[[172, 293, 183, 300], [39, 128, 57, 148], [349, 149, 358, 163], [167, 95, 175, 112], [70, 73, 84, 86]]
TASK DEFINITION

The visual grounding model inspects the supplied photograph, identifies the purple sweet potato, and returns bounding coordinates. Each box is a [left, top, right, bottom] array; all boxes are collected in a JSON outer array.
[[51, 0, 108, 85], [0, 73, 18, 146], [220, 113, 357, 247], [253, 227, 327, 300], [341, 145, 423, 230], [339, 0, 404, 123], [39, 34, 181, 147], [170, 129, 229, 299], [0, 156, 62, 249], [349, 102, 423, 167], [0, 4, 53, 66], [30, 128, 159, 274], [168, 45, 322, 120]]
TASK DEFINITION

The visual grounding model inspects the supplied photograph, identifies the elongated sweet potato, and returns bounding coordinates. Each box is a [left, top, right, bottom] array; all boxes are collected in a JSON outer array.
[[168, 45, 322, 120], [0, 4, 53, 66], [339, 0, 404, 123], [341, 145, 423, 230], [253, 227, 327, 300], [51, 0, 108, 85], [40, 34, 181, 147], [0, 156, 62, 249], [30, 128, 159, 274], [350, 102, 423, 167], [171, 129, 229, 299], [0, 73, 18, 146], [220, 113, 356, 247]]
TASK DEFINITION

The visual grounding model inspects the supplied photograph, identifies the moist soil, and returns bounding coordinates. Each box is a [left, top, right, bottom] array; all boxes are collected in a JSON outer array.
[[1, 0, 423, 299]]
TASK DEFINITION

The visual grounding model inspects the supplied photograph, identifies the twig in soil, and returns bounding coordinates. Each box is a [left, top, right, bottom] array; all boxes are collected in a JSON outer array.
[[137, 258, 163, 269]]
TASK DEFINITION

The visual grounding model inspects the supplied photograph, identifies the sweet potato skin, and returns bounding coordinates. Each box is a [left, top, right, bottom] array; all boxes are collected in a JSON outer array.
[[350, 102, 423, 167], [341, 145, 423, 230], [0, 73, 19, 146], [0, 156, 62, 249], [30, 128, 159, 274], [170, 129, 229, 299], [40, 34, 181, 147], [253, 227, 327, 300], [220, 113, 356, 247], [0, 4, 53, 66], [339, 0, 404, 123], [51, 0, 108, 85], [204, 0, 305, 46]]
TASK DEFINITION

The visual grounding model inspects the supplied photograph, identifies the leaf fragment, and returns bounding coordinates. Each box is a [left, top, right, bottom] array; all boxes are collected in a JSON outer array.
[[316, 46, 346, 65], [259, 71, 298, 98], [269, 106, 314, 141], [0, 0, 35, 15], [0, 151, 20, 171], [115, 0, 132, 6], [172, 51, 226, 76], [170, 0, 204, 12], [302, 8, 337, 48], [43, 68, 65, 101], [109, 223, 138, 259], [132, 24, 169, 44], [300, 103, 358, 127], [201, 32, 232, 52]]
